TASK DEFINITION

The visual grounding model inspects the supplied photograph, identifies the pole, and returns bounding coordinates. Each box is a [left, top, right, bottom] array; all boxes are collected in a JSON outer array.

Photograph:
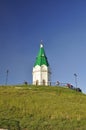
[[5, 69, 9, 85], [74, 73, 77, 88]]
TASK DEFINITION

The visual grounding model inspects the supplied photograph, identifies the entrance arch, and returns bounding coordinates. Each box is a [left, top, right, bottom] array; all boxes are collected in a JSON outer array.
[[43, 79, 45, 85], [36, 80, 39, 85]]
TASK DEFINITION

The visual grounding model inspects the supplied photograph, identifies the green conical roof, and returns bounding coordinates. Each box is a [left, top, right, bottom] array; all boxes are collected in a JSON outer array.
[[34, 44, 49, 67]]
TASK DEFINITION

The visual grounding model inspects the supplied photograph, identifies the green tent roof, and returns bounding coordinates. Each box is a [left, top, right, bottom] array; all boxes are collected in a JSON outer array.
[[34, 44, 49, 67]]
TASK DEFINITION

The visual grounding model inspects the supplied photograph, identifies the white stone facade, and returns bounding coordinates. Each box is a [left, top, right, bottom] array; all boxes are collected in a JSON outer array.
[[33, 65, 51, 86]]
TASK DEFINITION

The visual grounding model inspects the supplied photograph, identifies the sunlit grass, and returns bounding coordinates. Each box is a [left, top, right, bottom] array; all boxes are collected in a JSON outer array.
[[0, 85, 86, 129]]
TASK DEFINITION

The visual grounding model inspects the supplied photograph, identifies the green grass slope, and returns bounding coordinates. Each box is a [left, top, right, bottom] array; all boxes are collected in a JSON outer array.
[[0, 85, 86, 130]]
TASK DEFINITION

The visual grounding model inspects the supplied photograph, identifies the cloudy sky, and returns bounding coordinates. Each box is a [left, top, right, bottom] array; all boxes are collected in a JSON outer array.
[[0, 0, 86, 93]]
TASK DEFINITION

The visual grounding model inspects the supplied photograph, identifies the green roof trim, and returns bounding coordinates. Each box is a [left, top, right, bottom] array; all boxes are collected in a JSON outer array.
[[34, 44, 49, 67]]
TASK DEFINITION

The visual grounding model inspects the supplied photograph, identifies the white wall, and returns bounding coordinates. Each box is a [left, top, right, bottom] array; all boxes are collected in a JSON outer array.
[[32, 65, 51, 85]]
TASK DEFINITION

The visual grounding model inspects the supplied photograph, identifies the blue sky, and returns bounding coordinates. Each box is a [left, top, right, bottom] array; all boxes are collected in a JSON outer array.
[[0, 0, 86, 93]]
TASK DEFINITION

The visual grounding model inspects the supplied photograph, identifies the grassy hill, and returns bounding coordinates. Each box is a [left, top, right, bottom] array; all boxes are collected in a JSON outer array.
[[0, 85, 86, 130]]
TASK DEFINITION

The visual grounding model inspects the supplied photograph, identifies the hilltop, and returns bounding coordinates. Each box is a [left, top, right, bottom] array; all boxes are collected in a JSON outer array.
[[0, 85, 86, 130]]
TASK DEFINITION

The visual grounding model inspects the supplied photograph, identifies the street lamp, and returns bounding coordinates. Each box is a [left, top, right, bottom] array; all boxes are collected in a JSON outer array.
[[5, 69, 9, 85], [74, 73, 77, 88]]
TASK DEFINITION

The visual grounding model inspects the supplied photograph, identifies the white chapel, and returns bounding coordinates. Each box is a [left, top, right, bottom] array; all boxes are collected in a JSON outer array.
[[32, 44, 51, 86]]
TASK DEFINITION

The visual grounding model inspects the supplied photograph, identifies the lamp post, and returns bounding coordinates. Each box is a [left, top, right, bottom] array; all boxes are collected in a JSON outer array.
[[5, 69, 9, 85], [74, 73, 77, 88]]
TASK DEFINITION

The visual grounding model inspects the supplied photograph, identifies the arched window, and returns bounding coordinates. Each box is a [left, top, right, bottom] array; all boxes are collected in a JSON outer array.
[[36, 80, 39, 85], [43, 79, 45, 85]]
